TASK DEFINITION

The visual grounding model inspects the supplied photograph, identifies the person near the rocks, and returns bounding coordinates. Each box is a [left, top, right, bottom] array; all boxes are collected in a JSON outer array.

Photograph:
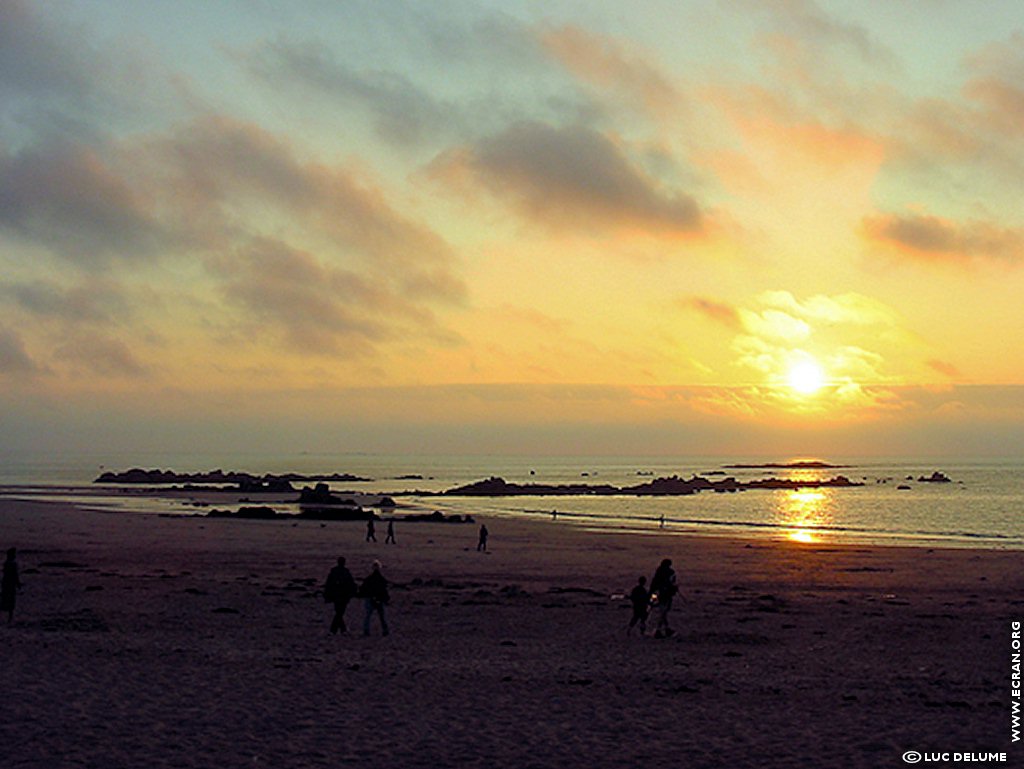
[[366, 517, 377, 543], [477, 524, 489, 552], [360, 560, 390, 637], [385, 520, 396, 545], [323, 556, 358, 634]]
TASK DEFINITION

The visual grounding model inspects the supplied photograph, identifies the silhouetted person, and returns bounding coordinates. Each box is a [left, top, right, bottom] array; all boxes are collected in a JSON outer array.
[[477, 524, 489, 552], [361, 560, 390, 636], [627, 576, 649, 636], [323, 556, 357, 634], [366, 517, 377, 543], [385, 520, 396, 545], [2, 547, 22, 624], [649, 558, 678, 638]]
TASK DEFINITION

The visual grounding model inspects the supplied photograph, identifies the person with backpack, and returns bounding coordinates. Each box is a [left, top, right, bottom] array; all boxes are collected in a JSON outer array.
[[649, 558, 678, 638], [323, 556, 358, 634]]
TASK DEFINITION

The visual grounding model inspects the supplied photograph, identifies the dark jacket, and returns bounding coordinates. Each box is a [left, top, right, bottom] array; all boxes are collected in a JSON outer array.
[[361, 569, 390, 605], [650, 564, 678, 603], [324, 565, 357, 603], [629, 584, 650, 612], [1, 558, 20, 610]]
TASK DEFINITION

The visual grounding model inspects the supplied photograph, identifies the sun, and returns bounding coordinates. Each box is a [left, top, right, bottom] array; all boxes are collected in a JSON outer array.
[[787, 359, 825, 395]]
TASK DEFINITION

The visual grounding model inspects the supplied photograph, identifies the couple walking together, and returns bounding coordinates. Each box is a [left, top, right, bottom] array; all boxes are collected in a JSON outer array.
[[324, 557, 390, 636]]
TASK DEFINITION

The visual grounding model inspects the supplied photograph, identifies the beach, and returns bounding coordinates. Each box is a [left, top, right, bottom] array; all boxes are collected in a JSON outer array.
[[1, 495, 1020, 769]]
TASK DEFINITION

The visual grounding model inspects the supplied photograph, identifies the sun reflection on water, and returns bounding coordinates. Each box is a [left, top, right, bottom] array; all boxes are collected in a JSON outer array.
[[774, 488, 835, 543]]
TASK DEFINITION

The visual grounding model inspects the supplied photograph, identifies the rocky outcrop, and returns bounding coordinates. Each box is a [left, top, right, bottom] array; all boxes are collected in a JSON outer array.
[[95, 468, 371, 488], [400, 511, 475, 524], [297, 482, 357, 506], [207, 506, 280, 519], [723, 461, 848, 469], [441, 474, 864, 497]]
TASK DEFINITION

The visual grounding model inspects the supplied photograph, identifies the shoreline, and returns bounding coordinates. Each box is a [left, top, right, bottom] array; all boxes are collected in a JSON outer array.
[[3, 481, 1022, 551]]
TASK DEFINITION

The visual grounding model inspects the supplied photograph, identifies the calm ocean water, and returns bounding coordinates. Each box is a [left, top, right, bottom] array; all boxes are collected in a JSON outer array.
[[0, 450, 1021, 549]]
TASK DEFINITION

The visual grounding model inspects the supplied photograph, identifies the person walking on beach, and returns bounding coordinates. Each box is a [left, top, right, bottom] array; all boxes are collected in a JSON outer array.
[[627, 576, 650, 636], [2, 547, 22, 624], [366, 517, 377, 543], [385, 520, 396, 545], [360, 560, 390, 636], [649, 558, 678, 639], [323, 556, 357, 635], [477, 524, 489, 552]]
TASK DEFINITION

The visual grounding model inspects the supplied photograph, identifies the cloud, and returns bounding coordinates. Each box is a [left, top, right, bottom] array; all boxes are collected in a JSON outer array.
[[726, 291, 907, 403], [159, 117, 465, 294], [0, 324, 41, 375], [540, 24, 681, 118], [54, 333, 148, 378], [733, 0, 897, 69], [1, 278, 132, 324], [757, 291, 898, 327], [428, 120, 702, 235], [684, 297, 742, 329], [0, 141, 173, 266], [0, 0, 178, 145], [0, 115, 467, 369], [0, 0, 106, 136], [863, 212, 1024, 262], [210, 237, 460, 356], [739, 308, 811, 344], [927, 359, 962, 380], [242, 36, 461, 146]]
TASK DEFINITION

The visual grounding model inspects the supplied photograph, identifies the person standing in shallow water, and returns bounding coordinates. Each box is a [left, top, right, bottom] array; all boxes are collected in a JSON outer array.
[[477, 524, 489, 552], [366, 516, 377, 543], [649, 558, 678, 639], [361, 560, 390, 636], [2, 547, 22, 624], [323, 556, 357, 635]]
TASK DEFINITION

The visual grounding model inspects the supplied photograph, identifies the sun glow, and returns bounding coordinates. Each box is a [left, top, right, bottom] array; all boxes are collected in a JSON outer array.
[[787, 359, 825, 395], [788, 529, 817, 543]]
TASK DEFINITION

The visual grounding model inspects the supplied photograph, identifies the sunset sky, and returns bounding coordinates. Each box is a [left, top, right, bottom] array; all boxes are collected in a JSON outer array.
[[2, 0, 1023, 457]]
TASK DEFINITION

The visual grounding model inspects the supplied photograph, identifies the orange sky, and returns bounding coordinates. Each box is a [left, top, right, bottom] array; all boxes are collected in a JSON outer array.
[[1, 1, 1023, 457]]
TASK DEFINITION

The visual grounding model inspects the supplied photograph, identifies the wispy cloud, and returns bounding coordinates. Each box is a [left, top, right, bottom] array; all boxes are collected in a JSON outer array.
[[683, 297, 743, 329], [0, 324, 41, 375], [540, 24, 682, 119], [210, 237, 460, 356], [927, 359, 963, 380], [0, 142, 174, 267], [863, 212, 1024, 262], [241, 36, 462, 147], [54, 333, 148, 378], [734, 0, 897, 68], [428, 120, 702, 236]]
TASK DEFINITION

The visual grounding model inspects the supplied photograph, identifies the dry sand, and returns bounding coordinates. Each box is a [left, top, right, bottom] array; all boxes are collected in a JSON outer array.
[[1, 494, 1022, 769]]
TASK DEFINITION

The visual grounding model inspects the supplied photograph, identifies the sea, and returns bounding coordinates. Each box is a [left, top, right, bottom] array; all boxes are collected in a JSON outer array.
[[0, 450, 1021, 550]]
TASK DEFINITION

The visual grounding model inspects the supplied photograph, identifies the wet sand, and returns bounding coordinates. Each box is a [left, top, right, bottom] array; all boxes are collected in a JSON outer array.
[[1, 495, 1021, 768]]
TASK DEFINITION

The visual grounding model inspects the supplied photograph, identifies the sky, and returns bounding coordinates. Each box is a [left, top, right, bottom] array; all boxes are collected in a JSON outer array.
[[2, 0, 1023, 458]]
